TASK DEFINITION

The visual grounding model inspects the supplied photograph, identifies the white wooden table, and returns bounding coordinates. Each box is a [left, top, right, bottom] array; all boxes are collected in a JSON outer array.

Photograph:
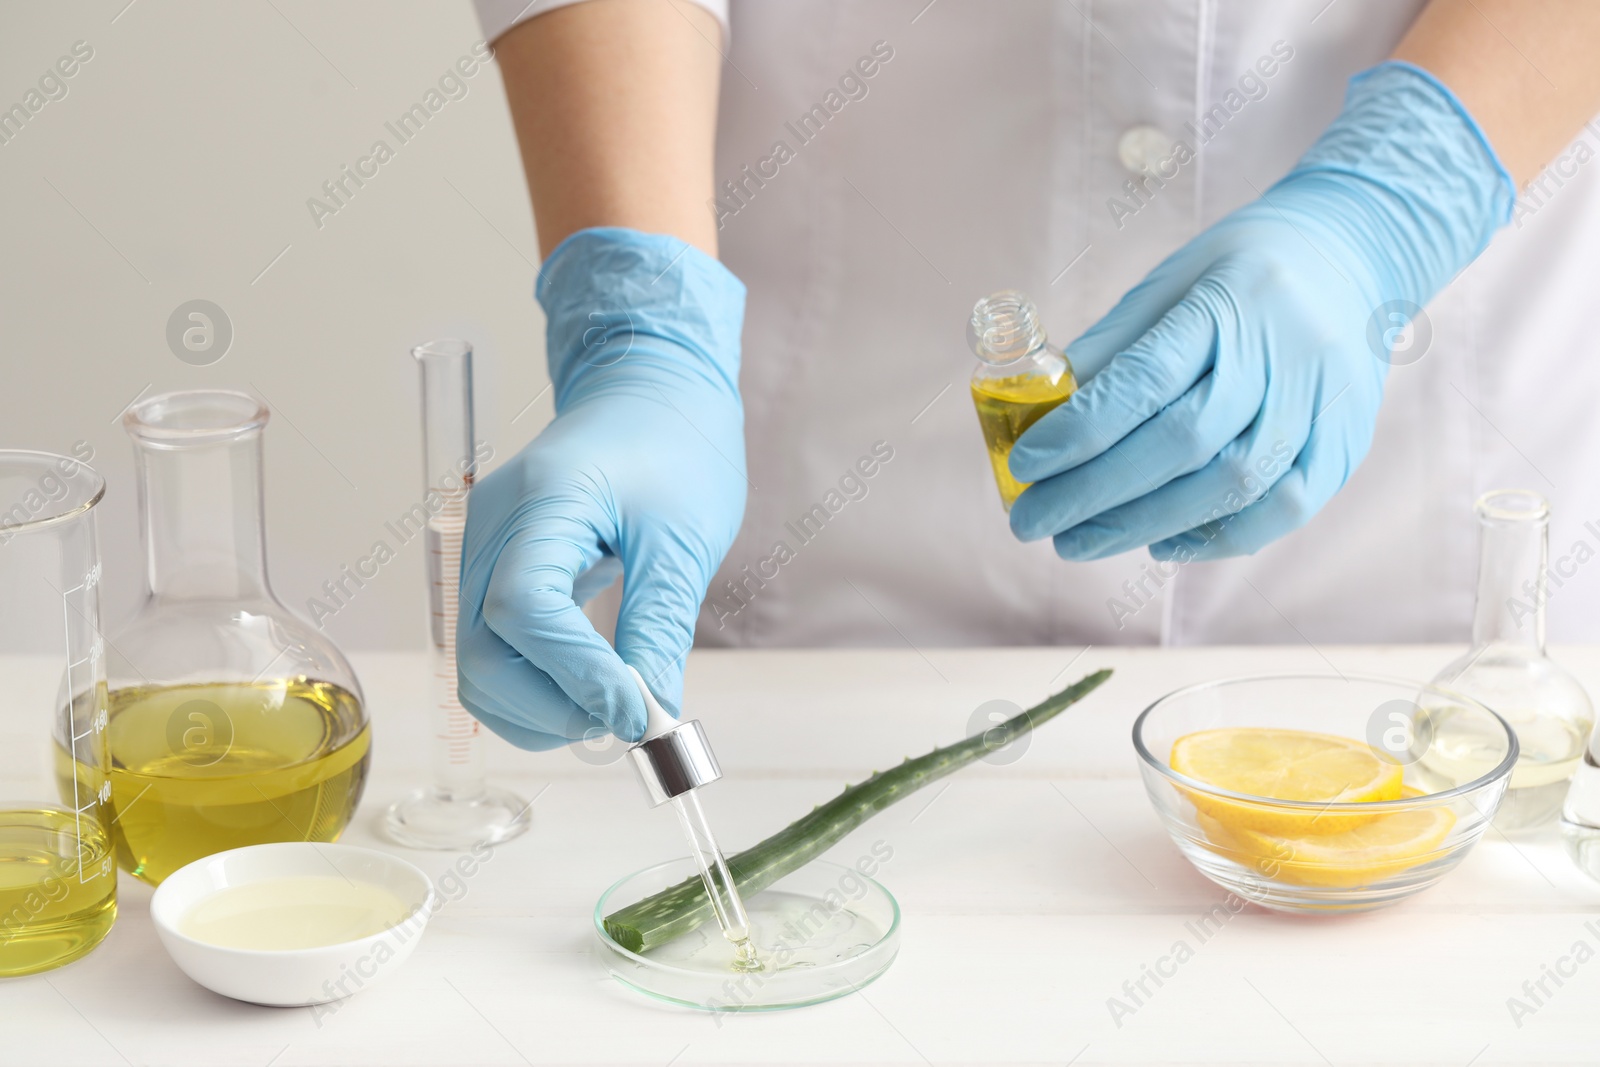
[[7, 646, 1600, 1066]]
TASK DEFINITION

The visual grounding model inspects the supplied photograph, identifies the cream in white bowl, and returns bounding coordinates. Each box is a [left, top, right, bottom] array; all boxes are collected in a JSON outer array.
[[151, 842, 435, 1007]]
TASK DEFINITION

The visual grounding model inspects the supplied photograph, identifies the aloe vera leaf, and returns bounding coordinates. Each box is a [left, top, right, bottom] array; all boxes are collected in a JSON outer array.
[[603, 668, 1112, 953]]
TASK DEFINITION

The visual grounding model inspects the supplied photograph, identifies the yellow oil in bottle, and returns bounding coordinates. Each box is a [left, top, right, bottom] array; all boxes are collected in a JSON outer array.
[[56, 678, 370, 886], [0, 808, 117, 976], [971, 371, 1076, 509]]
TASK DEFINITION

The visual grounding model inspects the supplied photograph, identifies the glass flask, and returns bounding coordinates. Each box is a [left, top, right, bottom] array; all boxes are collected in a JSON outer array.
[[0, 451, 116, 979], [967, 290, 1077, 510], [95, 390, 371, 885], [0, 450, 117, 976], [1429, 490, 1592, 834]]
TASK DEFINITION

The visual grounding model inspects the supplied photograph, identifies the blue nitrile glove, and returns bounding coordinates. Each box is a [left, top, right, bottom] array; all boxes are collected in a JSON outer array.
[[458, 227, 746, 749], [1008, 62, 1515, 561]]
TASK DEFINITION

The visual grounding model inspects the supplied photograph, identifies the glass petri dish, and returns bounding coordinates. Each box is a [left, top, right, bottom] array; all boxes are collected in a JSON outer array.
[[594, 858, 900, 1011]]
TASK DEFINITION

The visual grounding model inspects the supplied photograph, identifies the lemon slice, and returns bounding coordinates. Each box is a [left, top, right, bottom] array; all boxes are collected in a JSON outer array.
[[1199, 806, 1456, 888], [1170, 728, 1403, 835]]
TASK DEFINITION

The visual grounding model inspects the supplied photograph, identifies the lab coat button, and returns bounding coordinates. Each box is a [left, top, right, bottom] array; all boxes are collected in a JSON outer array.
[[1118, 124, 1174, 174]]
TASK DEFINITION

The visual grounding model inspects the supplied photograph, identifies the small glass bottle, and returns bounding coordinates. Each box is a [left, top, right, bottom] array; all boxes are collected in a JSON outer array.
[[99, 391, 371, 885], [967, 290, 1077, 510], [1430, 490, 1593, 834]]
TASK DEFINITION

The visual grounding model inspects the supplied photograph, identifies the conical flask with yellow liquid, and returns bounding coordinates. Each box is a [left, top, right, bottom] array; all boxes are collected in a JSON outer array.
[[968, 290, 1077, 510]]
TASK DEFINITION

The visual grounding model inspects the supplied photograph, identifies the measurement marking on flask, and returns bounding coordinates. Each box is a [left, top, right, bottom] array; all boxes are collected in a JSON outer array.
[[59, 576, 101, 882]]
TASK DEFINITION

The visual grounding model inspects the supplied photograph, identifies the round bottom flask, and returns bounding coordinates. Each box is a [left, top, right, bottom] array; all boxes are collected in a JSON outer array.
[[104, 391, 371, 885]]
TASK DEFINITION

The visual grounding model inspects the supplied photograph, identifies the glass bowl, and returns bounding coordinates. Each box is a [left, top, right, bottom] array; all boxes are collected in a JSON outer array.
[[593, 858, 900, 1011], [1133, 674, 1518, 912]]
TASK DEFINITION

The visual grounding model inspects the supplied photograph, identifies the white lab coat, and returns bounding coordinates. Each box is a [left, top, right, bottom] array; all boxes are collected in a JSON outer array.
[[478, 0, 1600, 648]]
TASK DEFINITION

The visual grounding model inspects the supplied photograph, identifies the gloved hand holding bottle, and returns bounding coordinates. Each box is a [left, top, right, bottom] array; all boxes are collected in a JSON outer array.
[[457, 227, 747, 750], [1008, 62, 1516, 561]]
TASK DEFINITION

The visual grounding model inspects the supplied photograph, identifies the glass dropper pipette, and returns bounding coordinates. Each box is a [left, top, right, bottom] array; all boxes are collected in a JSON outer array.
[[382, 339, 533, 850], [625, 666, 762, 971]]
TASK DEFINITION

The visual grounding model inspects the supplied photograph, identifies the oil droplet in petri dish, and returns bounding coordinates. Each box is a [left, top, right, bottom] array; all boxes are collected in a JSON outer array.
[[647, 889, 884, 974]]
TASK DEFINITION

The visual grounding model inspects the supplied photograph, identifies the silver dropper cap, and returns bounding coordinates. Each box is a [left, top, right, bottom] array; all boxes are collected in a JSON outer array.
[[625, 666, 722, 806]]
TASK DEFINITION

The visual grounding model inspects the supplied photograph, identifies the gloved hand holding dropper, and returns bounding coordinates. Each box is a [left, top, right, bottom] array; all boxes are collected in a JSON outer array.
[[456, 2, 737, 749], [457, 228, 746, 749]]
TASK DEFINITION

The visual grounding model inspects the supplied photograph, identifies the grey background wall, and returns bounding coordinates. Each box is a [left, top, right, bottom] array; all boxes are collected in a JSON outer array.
[[1, 0, 551, 650]]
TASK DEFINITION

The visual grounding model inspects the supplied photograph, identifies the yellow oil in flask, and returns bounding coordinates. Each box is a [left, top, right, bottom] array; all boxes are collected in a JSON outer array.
[[57, 678, 370, 886], [0, 808, 117, 977]]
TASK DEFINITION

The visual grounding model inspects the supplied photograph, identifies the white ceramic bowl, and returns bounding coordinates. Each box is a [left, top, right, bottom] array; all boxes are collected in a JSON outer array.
[[151, 842, 436, 1007]]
